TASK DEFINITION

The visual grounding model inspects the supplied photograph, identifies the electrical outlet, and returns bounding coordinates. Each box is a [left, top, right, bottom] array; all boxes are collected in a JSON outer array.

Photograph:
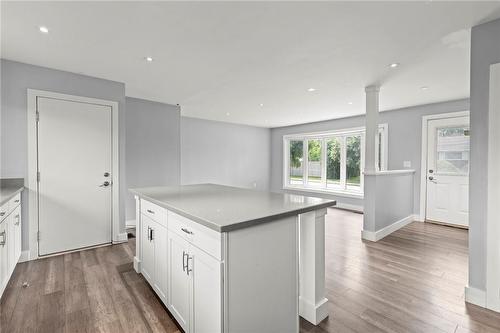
[[403, 161, 411, 168]]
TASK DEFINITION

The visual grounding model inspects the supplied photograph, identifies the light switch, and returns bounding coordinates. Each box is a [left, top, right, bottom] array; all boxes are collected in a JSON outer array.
[[403, 161, 411, 168]]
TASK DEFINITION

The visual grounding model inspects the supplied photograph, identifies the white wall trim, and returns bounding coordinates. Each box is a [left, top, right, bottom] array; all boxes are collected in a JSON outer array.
[[486, 63, 500, 313], [27, 89, 120, 260], [418, 110, 470, 222], [361, 214, 415, 242], [334, 202, 364, 213], [114, 232, 128, 244], [18, 250, 30, 263], [465, 286, 487, 308]]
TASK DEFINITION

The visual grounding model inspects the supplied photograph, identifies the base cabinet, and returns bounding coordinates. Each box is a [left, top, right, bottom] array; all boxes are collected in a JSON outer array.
[[136, 197, 222, 333], [0, 192, 23, 297]]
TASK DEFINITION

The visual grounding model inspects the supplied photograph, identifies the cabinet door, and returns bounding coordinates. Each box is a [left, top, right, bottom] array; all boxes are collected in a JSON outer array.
[[168, 231, 190, 332], [7, 214, 15, 275], [141, 214, 155, 284], [153, 222, 168, 303], [13, 206, 22, 263], [0, 221, 7, 290], [190, 246, 222, 333]]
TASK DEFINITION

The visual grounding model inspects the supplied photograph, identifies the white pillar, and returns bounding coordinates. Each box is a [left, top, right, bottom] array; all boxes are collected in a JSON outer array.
[[364, 85, 380, 173], [299, 208, 328, 325], [363, 86, 380, 238]]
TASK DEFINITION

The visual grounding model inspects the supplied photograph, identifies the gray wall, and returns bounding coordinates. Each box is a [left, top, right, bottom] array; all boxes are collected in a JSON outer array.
[[0, 59, 127, 250], [469, 18, 500, 291], [125, 97, 180, 221], [181, 117, 271, 191], [270, 99, 470, 212]]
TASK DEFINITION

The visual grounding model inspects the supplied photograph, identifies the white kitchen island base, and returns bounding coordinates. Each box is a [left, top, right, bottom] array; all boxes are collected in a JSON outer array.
[[131, 184, 334, 333]]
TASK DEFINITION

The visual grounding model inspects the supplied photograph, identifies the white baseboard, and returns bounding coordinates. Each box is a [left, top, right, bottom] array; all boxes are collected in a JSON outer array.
[[334, 202, 364, 213], [299, 296, 329, 325], [18, 250, 31, 263], [114, 232, 128, 243], [362, 214, 415, 242], [126, 219, 136, 228], [134, 256, 141, 273], [413, 214, 425, 222], [465, 286, 486, 307]]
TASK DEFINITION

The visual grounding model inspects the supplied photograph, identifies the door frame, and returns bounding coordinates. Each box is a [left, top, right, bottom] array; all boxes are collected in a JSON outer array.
[[27, 89, 121, 260], [418, 110, 470, 222]]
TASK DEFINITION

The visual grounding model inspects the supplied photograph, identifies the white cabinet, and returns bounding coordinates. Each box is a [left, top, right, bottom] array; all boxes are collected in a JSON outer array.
[[168, 231, 191, 331], [141, 213, 168, 303], [0, 192, 23, 298], [135, 197, 223, 333]]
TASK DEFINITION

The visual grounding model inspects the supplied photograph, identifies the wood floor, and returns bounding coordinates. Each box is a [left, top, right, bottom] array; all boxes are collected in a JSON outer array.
[[1, 208, 500, 333]]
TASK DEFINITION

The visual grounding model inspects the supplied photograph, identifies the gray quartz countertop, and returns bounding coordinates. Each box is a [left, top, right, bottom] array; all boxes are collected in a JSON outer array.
[[130, 184, 336, 232], [0, 178, 24, 206]]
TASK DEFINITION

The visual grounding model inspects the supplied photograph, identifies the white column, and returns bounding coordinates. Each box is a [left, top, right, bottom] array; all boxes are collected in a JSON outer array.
[[363, 86, 380, 238], [364, 85, 380, 173], [299, 208, 328, 325]]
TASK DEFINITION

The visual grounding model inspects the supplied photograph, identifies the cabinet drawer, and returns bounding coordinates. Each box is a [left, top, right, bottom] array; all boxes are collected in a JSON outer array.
[[168, 211, 222, 260], [8, 193, 21, 210], [141, 199, 167, 227]]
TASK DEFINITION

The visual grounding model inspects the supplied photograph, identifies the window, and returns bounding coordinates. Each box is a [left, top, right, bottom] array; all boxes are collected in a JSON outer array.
[[283, 125, 387, 197], [436, 126, 470, 174]]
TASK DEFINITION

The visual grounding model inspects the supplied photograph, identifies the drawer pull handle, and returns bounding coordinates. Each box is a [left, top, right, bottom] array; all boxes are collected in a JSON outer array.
[[181, 228, 193, 235], [0, 231, 6, 246], [0, 212, 5, 217], [14, 200, 20, 203], [147, 209, 155, 214]]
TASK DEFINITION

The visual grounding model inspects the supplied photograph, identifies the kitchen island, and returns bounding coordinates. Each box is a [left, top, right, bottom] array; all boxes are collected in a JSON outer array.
[[131, 184, 335, 333]]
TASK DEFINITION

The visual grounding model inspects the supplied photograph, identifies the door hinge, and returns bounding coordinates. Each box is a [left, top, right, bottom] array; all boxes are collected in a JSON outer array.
[[37, 171, 40, 182]]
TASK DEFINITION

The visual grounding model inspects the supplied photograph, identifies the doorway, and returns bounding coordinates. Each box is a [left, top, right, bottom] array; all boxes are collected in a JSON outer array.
[[421, 113, 470, 228], [27, 90, 121, 259]]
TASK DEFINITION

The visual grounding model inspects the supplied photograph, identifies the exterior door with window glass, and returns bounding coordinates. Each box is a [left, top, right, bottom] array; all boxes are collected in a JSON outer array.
[[426, 116, 469, 227]]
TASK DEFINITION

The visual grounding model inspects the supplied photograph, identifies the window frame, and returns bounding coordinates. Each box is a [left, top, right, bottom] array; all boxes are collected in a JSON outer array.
[[282, 124, 388, 198]]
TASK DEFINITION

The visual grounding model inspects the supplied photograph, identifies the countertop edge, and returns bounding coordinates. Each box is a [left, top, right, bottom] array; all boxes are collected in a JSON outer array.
[[130, 189, 336, 233], [0, 186, 24, 207]]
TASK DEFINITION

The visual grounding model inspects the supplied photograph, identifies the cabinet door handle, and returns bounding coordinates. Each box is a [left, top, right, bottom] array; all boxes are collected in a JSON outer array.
[[181, 228, 193, 235], [182, 251, 187, 271], [147, 209, 155, 214], [186, 255, 193, 276], [0, 231, 6, 246], [147, 226, 151, 241], [150, 228, 154, 241]]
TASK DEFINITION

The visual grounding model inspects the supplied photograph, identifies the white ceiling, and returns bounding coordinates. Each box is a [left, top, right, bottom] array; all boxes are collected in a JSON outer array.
[[2, 1, 500, 128]]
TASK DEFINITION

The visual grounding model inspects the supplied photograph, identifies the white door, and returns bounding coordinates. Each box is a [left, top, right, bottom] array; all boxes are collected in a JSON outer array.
[[141, 214, 155, 284], [190, 245, 221, 333], [168, 231, 190, 332], [153, 222, 168, 303], [426, 116, 470, 227], [37, 97, 112, 255]]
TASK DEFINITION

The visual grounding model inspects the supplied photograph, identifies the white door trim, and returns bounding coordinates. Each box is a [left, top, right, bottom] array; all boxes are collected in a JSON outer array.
[[27, 89, 121, 260], [486, 63, 500, 312], [419, 110, 470, 222]]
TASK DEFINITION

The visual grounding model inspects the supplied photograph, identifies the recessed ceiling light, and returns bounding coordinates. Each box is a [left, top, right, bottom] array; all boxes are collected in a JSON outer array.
[[421, 86, 429, 90], [259, 103, 264, 107], [145, 56, 153, 62], [226, 112, 230, 116], [348, 102, 353, 105], [39, 26, 49, 34], [307, 88, 317, 92], [389, 63, 400, 68]]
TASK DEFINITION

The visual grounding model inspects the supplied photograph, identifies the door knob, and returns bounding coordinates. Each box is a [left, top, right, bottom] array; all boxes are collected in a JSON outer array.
[[99, 181, 111, 187], [428, 176, 437, 183]]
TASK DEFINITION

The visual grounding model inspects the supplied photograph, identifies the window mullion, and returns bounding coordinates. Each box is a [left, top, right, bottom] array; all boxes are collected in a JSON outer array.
[[321, 138, 327, 188], [340, 136, 347, 190], [303, 139, 309, 187]]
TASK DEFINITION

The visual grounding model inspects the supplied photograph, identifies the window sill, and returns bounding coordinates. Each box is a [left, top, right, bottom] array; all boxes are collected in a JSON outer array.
[[282, 185, 364, 199]]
